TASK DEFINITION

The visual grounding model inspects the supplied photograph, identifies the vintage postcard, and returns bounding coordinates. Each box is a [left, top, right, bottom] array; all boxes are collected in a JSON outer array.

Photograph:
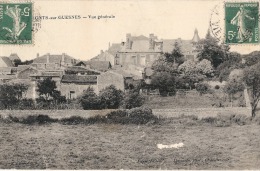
[[0, 0, 260, 170]]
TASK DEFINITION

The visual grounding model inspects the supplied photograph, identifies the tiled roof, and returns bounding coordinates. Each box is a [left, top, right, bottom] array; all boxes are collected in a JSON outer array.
[[61, 75, 97, 83], [9, 53, 20, 61], [162, 39, 194, 54], [31, 72, 62, 77], [120, 35, 162, 53], [91, 51, 114, 62], [131, 35, 149, 41], [17, 65, 30, 71], [0, 67, 12, 72], [0, 57, 14, 67], [33, 53, 77, 64], [0, 74, 16, 80], [107, 43, 121, 56], [65, 66, 101, 74], [84, 61, 112, 72]]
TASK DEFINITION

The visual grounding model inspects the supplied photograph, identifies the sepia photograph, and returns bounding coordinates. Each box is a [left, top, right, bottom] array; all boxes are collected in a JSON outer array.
[[0, 0, 260, 169]]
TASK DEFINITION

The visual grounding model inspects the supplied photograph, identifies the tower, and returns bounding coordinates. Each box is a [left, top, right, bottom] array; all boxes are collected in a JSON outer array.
[[192, 28, 200, 43]]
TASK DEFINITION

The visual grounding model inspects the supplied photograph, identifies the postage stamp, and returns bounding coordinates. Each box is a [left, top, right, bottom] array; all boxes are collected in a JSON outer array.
[[0, 2, 32, 44], [225, 2, 259, 44]]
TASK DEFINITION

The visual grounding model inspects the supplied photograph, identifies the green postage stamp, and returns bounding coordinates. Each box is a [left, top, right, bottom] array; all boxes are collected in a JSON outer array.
[[225, 2, 259, 44], [0, 2, 32, 44]]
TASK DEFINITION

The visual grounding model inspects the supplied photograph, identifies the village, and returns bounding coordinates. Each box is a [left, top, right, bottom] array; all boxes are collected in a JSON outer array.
[[0, 29, 200, 100]]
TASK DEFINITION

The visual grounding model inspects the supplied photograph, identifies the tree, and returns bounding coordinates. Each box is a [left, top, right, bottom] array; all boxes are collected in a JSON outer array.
[[196, 59, 214, 77], [178, 60, 197, 75], [216, 52, 243, 82], [122, 90, 145, 109], [13, 59, 22, 67], [151, 55, 178, 74], [99, 85, 124, 109], [12, 83, 29, 100], [152, 42, 184, 74], [195, 82, 210, 96], [36, 77, 58, 101], [243, 63, 260, 117], [197, 30, 229, 68], [0, 83, 28, 109], [79, 87, 101, 110], [151, 72, 176, 96], [165, 41, 185, 64], [224, 79, 245, 107]]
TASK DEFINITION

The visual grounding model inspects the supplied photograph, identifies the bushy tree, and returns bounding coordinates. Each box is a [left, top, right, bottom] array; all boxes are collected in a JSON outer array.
[[216, 52, 243, 82], [243, 63, 260, 117], [178, 60, 197, 75], [79, 87, 101, 110], [195, 82, 210, 95], [224, 79, 245, 107], [151, 55, 178, 74], [36, 77, 65, 102], [151, 72, 176, 96], [196, 59, 214, 77], [165, 41, 185, 64], [197, 30, 229, 68], [0, 83, 28, 109], [37, 78, 57, 101], [122, 90, 145, 109], [99, 85, 124, 109]]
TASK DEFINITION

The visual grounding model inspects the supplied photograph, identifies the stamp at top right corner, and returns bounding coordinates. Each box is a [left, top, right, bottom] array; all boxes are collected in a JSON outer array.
[[225, 2, 259, 44]]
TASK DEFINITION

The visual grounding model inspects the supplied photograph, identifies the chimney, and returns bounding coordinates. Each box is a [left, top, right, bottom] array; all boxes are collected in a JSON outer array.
[[126, 33, 131, 49], [37, 53, 39, 58], [47, 53, 50, 63], [100, 50, 104, 54], [108, 42, 111, 49], [149, 33, 155, 49]]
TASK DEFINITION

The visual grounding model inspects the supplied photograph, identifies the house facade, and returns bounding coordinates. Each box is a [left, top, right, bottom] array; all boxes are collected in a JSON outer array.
[[117, 33, 163, 67]]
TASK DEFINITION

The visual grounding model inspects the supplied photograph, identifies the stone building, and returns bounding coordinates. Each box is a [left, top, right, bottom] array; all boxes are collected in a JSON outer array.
[[118, 33, 163, 67], [32, 53, 78, 70], [97, 71, 125, 92], [60, 75, 98, 99]]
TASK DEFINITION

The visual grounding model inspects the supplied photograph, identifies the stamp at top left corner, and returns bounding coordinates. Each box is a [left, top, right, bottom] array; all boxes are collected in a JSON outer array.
[[0, 2, 33, 45]]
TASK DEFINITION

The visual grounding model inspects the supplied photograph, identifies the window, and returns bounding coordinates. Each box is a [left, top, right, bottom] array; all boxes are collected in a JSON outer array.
[[69, 91, 76, 99]]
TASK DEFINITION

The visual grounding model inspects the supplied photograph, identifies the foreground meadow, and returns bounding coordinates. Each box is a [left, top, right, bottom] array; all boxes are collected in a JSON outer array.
[[0, 117, 260, 169]]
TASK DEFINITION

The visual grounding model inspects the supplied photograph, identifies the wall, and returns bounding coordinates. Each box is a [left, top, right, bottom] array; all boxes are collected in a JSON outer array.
[[60, 83, 98, 99], [119, 53, 160, 67], [97, 71, 124, 92]]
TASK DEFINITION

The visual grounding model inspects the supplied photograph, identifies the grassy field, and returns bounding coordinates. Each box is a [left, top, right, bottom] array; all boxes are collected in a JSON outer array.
[[143, 90, 245, 109], [1, 117, 260, 169]]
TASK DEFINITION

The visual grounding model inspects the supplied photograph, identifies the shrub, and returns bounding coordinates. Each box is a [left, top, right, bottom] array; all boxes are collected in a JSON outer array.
[[196, 82, 210, 95], [215, 85, 220, 89], [106, 110, 129, 124], [6, 114, 58, 124], [79, 87, 101, 110], [105, 107, 157, 124], [99, 85, 124, 109], [127, 107, 157, 124], [122, 90, 145, 109]]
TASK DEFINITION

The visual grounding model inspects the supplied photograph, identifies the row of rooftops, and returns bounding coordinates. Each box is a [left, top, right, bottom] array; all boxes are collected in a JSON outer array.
[[93, 29, 201, 61]]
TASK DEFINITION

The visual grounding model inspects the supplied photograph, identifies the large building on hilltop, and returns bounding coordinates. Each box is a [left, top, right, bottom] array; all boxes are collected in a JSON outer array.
[[91, 29, 201, 68], [117, 33, 163, 67]]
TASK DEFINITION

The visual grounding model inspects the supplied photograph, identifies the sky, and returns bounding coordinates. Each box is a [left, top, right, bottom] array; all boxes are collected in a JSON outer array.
[[1, 0, 259, 61]]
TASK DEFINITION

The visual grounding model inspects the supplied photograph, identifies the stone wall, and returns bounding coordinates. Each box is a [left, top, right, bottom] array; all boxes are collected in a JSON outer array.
[[97, 71, 124, 92], [60, 83, 98, 99]]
